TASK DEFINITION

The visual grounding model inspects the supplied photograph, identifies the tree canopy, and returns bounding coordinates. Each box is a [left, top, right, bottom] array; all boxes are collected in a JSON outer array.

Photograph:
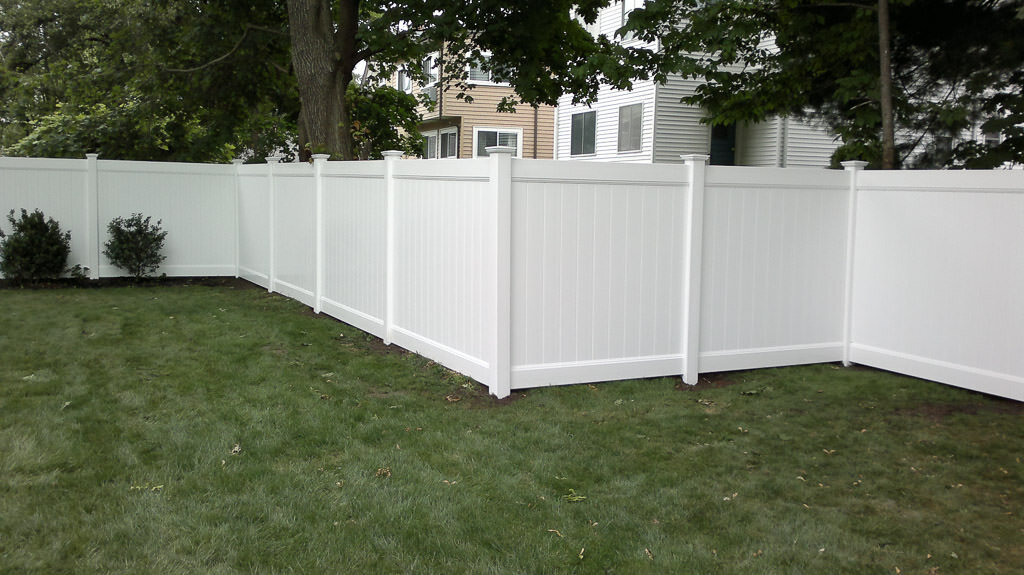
[[0, 0, 298, 162], [619, 0, 1024, 168]]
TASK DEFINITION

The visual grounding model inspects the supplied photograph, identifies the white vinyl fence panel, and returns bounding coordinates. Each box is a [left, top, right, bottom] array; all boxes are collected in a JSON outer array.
[[96, 160, 236, 277], [850, 170, 1024, 401], [237, 164, 272, 288], [271, 164, 317, 306], [388, 158, 495, 383], [319, 162, 387, 337], [0, 157, 91, 272], [699, 167, 850, 371], [3, 154, 1022, 402], [509, 160, 689, 387]]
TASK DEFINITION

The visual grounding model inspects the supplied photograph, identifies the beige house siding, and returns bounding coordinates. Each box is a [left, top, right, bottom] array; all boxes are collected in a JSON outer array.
[[399, 71, 554, 159]]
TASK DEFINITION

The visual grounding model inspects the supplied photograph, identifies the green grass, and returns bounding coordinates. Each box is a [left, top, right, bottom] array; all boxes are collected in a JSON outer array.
[[1, 283, 1022, 574]]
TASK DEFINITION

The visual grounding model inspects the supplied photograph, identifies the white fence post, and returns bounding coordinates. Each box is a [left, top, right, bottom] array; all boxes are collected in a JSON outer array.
[[841, 160, 868, 367], [231, 159, 244, 279], [680, 154, 709, 385], [312, 154, 330, 314], [382, 150, 404, 345], [85, 153, 100, 279], [265, 155, 282, 293], [486, 146, 515, 398]]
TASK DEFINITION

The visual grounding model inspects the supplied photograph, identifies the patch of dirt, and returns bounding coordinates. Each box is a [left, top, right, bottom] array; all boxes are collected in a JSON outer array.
[[675, 372, 740, 391], [0, 275, 259, 290]]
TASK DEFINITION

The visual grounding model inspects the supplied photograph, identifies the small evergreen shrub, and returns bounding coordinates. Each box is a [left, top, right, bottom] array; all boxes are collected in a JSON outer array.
[[103, 213, 168, 279], [0, 209, 72, 282]]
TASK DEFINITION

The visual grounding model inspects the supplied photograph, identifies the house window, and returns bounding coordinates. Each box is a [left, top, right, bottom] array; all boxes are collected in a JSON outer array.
[[440, 130, 457, 158], [423, 127, 458, 159], [422, 55, 439, 102], [620, 0, 643, 40], [618, 103, 642, 152], [473, 127, 522, 157], [984, 130, 1001, 147], [571, 111, 596, 156], [467, 54, 509, 85], [397, 69, 412, 93]]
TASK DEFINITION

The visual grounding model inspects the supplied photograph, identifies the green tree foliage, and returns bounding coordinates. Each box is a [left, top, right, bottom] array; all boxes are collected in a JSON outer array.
[[0, 209, 72, 282], [284, 0, 629, 160], [0, 0, 297, 162], [348, 85, 424, 159], [619, 0, 1024, 168]]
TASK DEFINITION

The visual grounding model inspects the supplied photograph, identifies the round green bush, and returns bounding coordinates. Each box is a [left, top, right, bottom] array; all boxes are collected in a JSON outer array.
[[0, 209, 72, 282], [103, 213, 168, 279]]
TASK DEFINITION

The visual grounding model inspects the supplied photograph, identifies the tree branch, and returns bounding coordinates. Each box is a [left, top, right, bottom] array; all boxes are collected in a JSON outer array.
[[163, 24, 283, 73]]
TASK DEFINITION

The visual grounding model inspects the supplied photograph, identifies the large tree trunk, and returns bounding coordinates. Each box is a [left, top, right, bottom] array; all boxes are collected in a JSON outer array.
[[878, 0, 896, 169], [286, 0, 354, 160]]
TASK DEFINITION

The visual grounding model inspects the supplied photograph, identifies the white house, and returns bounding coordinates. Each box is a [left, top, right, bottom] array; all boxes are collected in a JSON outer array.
[[556, 1, 841, 167]]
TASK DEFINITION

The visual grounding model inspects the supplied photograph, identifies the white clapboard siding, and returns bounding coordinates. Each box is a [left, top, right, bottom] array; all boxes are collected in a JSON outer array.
[[652, 76, 711, 163], [737, 118, 782, 167], [783, 117, 841, 168], [850, 169, 1024, 401]]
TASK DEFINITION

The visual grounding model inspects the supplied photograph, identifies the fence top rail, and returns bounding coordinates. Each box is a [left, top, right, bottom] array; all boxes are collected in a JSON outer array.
[[512, 158, 689, 187], [707, 165, 849, 191], [0, 156, 87, 172], [858, 169, 1024, 194], [96, 160, 236, 177], [391, 156, 490, 181]]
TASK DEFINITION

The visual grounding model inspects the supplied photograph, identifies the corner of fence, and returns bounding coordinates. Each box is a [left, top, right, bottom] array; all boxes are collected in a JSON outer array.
[[486, 146, 515, 399], [382, 150, 404, 346], [840, 160, 868, 367], [680, 154, 709, 385]]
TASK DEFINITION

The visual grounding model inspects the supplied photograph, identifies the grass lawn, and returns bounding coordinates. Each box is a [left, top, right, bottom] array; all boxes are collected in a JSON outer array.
[[1, 282, 1021, 574]]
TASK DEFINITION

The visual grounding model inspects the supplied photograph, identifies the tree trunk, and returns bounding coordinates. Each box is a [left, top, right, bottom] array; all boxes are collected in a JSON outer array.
[[286, 0, 354, 160], [878, 0, 896, 169]]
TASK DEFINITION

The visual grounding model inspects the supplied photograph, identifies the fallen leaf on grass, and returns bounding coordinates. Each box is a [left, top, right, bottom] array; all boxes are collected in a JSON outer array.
[[445, 394, 462, 403], [231, 444, 242, 455], [563, 489, 587, 502], [645, 548, 654, 560], [722, 492, 738, 501], [578, 547, 585, 560], [547, 529, 563, 538], [375, 467, 392, 478]]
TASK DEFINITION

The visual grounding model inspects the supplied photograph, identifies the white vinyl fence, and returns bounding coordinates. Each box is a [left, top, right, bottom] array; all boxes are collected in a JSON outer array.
[[2, 153, 1021, 401]]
